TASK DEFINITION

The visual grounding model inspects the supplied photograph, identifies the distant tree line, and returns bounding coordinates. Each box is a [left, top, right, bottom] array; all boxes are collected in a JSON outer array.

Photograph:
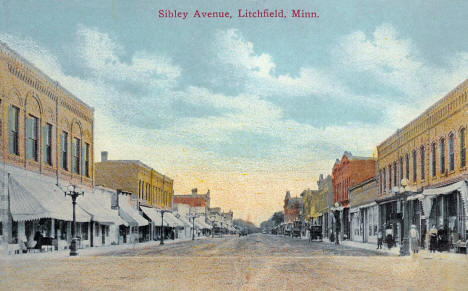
[[260, 211, 284, 232], [233, 219, 260, 234]]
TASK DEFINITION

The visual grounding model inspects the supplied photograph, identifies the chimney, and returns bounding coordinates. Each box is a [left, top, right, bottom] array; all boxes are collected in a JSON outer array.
[[191, 188, 198, 195], [101, 151, 108, 162]]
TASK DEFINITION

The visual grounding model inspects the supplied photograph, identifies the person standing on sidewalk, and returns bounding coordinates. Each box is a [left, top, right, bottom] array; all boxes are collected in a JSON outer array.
[[385, 226, 394, 249], [377, 228, 383, 249], [429, 225, 438, 253], [410, 225, 420, 254]]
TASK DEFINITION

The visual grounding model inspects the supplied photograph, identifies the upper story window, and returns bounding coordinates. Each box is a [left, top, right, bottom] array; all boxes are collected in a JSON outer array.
[[383, 169, 386, 191], [405, 153, 409, 180], [393, 162, 397, 187], [82, 143, 90, 177], [420, 146, 425, 180], [61, 131, 68, 171], [8, 106, 19, 156], [461, 128, 466, 168], [399, 157, 403, 183], [440, 138, 446, 174], [432, 143, 436, 177], [388, 165, 392, 190], [412, 150, 417, 182], [26, 115, 39, 161], [449, 134, 455, 171], [72, 137, 81, 174], [43, 123, 53, 166]]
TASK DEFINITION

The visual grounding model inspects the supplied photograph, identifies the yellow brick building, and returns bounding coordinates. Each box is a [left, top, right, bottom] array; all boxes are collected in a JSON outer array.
[[377, 79, 467, 193], [0, 41, 94, 246], [94, 152, 174, 209], [0, 42, 94, 187], [376, 79, 468, 245]]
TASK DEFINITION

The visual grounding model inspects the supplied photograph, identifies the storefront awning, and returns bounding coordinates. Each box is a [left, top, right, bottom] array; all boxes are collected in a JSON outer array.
[[165, 212, 185, 228], [6, 169, 90, 222], [78, 189, 127, 226], [175, 214, 192, 227], [118, 208, 139, 227], [119, 197, 148, 226], [141, 206, 163, 225], [421, 181, 468, 229], [195, 217, 212, 229]]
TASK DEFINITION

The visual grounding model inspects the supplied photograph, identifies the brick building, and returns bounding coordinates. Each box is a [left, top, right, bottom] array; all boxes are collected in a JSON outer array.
[[332, 152, 376, 241], [173, 188, 210, 210], [95, 152, 174, 210], [0, 41, 97, 249], [377, 79, 468, 249], [283, 191, 303, 224]]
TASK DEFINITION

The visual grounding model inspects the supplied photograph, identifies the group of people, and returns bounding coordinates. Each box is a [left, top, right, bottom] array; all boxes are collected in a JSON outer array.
[[377, 224, 420, 253], [377, 224, 456, 254]]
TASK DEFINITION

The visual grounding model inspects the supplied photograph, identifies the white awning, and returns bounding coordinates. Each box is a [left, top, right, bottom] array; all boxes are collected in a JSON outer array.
[[175, 214, 192, 227], [119, 197, 148, 226], [195, 217, 212, 229], [78, 189, 127, 226], [165, 212, 185, 228], [6, 168, 90, 222], [421, 181, 468, 229], [141, 207, 164, 226]]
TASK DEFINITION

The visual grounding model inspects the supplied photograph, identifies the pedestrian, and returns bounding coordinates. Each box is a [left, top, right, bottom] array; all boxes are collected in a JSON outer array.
[[429, 225, 438, 253], [386, 226, 393, 249], [377, 228, 383, 250], [410, 225, 419, 254]]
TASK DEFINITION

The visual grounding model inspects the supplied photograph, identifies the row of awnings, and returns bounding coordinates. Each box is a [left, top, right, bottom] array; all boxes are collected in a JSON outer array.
[[4, 165, 224, 230], [5, 166, 183, 228], [140, 207, 186, 228]]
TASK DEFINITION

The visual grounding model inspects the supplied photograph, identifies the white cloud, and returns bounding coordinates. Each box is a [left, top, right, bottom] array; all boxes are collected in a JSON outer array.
[[76, 26, 181, 87]]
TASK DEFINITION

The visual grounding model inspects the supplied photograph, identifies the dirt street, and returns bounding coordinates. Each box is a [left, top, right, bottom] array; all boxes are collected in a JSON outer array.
[[2, 234, 468, 290]]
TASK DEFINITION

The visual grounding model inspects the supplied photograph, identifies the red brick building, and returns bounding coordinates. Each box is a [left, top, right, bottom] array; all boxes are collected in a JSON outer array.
[[331, 151, 376, 241], [283, 191, 303, 223], [173, 188, 210, 209]]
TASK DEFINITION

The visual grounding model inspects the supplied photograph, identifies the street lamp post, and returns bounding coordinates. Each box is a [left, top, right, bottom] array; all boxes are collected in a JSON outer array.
[[189, 213, 198, 240], [209, 215, 215, 238], [160, 209, 170, 245], [64, 185, 84, 256]]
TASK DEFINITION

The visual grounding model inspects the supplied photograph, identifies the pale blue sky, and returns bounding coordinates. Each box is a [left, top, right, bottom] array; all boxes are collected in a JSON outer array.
[[1, 0, 467, 223]]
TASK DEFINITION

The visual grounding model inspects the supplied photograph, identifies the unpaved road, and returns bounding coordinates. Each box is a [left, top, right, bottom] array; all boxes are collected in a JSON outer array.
[[1, 234, 467, 290]]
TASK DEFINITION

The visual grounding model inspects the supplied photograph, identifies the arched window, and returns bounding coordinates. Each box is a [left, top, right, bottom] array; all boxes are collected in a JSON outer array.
[[440, 138, 446, 174], [412, 150, 417, 182], [393, 161, 397, 187], [461, 128, 466, 168], [420, 146, 425, 180], [431, 143, 436, 177], [449, 133, 455, 171]]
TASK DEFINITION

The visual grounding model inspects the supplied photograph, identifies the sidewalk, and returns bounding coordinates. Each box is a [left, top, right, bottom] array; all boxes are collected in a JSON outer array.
[[0, 236, 212, 261], [322, 238, 468, 259]]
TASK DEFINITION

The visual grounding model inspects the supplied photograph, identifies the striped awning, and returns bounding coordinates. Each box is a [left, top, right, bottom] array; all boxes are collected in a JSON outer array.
[[6, 170, 90, 222]]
